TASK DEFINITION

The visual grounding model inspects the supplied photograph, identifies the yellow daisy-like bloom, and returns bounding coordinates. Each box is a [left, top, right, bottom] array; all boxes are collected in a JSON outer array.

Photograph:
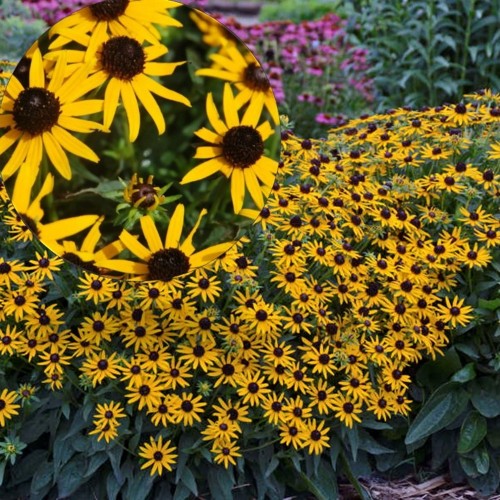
[[139, 435, 177, 476], [210, 440, 242, 468], [436, 296, 475, 328], [48, 0, 183, 51], [180, 83, 278, 214], [0, 389, 20, 427], [96, 205, 234, 281], [0, 48, 102, 181], [196, 45, 280, 125], [64, 34, 191, 142]]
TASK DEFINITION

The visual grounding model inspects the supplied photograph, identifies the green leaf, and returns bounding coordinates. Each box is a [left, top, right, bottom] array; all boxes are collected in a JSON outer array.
[[206, 465, 235, 500], [470, 377, 500, 418], [452, 363, 476, 383], [57, 455, 87, 498], [30, 460, 53, 495], [179, 466, 198, 496], [416, 348, 462, 390], [478, 298, 500, 311], [405, 382, 469, 446], [125, 469, 155, 500], [458, 411, 487, 454], [472, 443, 490, 475]]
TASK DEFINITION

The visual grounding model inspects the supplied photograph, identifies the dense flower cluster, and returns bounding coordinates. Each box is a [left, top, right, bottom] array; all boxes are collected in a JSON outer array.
[[1, 86, 498, 475]]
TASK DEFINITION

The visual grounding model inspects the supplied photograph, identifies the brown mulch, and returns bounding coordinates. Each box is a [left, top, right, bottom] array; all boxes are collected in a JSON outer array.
[[337, 475, 500, 500]]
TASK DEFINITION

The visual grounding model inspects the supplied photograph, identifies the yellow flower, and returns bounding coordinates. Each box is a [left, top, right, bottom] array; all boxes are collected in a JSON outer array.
[[139, 435, 177, 476], [180, 83, 279, 214], [0, 48, 102, 180], [97, 206, 234, 280], [61, 34, 190, 142], [0, 389, 21, 426]]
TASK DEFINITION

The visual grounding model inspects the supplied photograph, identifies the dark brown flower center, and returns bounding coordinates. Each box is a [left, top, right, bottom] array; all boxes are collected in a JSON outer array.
[[13, 87, 61, 136], [100, 36, 145, 81], [148, 248, 190, 281], [130, 182, 157, 208], [90, 0, 129, 21], [243, 62, 271, 92], [222, 126, 264, 169]]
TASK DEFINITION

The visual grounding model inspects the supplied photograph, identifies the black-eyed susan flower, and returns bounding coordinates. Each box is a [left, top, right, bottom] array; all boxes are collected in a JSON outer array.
[[210, 440, 242, 468], [0, 389, 20, 427], [180, 83, 278, 214], [66, 34, 190, 142], [172, 392, 207, 427], [301, 419, 330, 455], [126, 374, 163, 411], [331, 393, 363, 428], [148, 396, 176, 427], [139, 435, 177, 476], [81, 351, 122, 386], [97, 206, 234, 280], [436, 296, 475, 328], [0, 49, 102, 181]]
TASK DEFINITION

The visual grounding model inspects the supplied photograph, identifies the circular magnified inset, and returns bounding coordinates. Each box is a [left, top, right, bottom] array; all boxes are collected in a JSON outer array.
[[0, 0, 280, 282]]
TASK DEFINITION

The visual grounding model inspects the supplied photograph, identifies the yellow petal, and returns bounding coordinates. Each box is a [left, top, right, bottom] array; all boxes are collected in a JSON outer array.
[[165, 204, 185, 248], [244, 167, 264, 208], [103, 78, 121, 130], [96, 259, 149, 275], [193, 146, 222, 159], [42, 131, 72, 179], [190, 241, 236, 267], [180, 158, 223, 184], [119, 230, 151, 261], [121, 82, 141, 142], [132, 78, 165, 135], [140, 215, 163, 253], [253, 156, 278, 186], [80, 217, 104, 253], [257, 121, 275, 141], [48, 50, 67, 93], [138, 74, 191, 107], [194, 127, 221, 144], [223, 83, 239, 128], [29, 48, 45, 88], [196, 68, 238, 81], [180, 208, 207, 256], [205, 92, 227, 136], [12, 162, 37, 213], [39, 215, 99, 241], [231, 168, 245, 214], [144, 61, 184, 76], [5, 76, 24, 100], [52, 125, 100, 163], [62, 99, 103, 117], [1, 134, 30, 180], [93, 239, 125, 260], [241, 93, 264, 128]]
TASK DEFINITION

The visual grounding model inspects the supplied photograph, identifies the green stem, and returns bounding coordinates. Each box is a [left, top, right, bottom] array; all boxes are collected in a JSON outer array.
[[459, 0, 475, 97]]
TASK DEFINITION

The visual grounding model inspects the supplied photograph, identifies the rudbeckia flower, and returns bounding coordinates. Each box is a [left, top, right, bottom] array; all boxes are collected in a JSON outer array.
[[61, 34, 191, 142], [96, 204, 234, 281], [196, 45, 280, 124], [0, 48, 103, 181], [180, 83, 279, 214]]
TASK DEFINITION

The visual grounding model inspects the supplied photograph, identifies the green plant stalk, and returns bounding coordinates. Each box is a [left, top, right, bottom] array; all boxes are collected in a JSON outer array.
[[459, 0, 475, 98]]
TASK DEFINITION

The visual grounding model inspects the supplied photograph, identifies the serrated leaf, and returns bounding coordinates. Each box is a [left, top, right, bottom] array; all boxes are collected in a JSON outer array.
[[458, 411, 487, 454], [405, 382, 469, 445]]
